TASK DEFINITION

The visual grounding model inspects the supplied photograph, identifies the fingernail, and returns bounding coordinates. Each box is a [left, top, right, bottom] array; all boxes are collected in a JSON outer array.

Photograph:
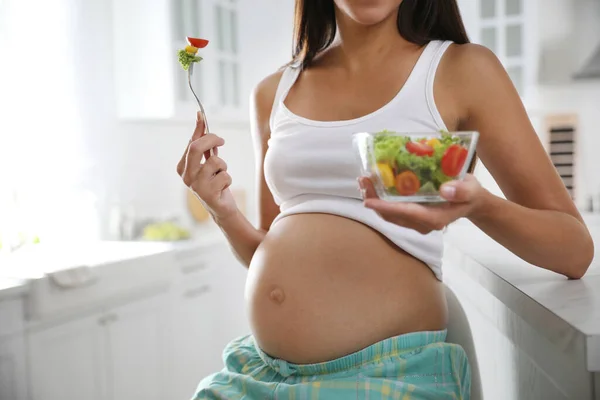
[[441, 185, 456, 199], [357, 178, 364, 190], [196, 111, 202, 122]]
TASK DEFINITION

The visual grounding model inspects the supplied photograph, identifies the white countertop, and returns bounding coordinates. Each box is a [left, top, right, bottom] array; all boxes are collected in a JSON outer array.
[[0, 231, 228, 301], [0, 277, 28, 299], [443, 214, 600, 372]]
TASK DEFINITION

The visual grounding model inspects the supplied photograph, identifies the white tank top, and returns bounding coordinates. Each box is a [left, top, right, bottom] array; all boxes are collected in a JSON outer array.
[[264, 40, 453, 280]]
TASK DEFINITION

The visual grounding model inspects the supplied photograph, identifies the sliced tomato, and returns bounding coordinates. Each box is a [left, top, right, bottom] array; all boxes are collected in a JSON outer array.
[[441, 144, 468, 177], [186, 37, 209, 49], [395, 171, 421, 196], [406, 141, 434, 157]]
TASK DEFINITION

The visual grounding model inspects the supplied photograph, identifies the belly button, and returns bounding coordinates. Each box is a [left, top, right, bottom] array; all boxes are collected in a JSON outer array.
[[269, 287, 286, 304]]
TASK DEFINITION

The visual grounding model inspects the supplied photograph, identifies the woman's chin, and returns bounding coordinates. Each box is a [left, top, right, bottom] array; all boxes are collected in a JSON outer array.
[[336, 0, 402, 27]]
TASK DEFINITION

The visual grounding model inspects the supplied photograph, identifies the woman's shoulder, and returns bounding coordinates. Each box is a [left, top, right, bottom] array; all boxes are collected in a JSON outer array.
[[436, 41, 524, 122], [443, 42, 503, 73], [441, 43, 506, 82], [438, 42, 512, 99], [253, 68, 286, 103], [250, 66, 292, 136]]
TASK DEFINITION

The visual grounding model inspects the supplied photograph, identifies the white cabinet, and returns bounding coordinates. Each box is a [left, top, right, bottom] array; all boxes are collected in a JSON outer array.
[[168, 243, 249, 399], [0, 297, 28, 400], [28, 313, 108, 400], [170, 281, 222, 400], [22, 241, 248, 400], [111, 0, 174, 120], [106, 295, 167, 400], [0, 334, 28, 400], [28, 292, 168, 400]]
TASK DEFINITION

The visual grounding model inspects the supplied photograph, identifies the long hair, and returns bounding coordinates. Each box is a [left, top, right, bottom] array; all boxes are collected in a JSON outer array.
[[292, 0, 470, 68], [291, 0, 476, 173]]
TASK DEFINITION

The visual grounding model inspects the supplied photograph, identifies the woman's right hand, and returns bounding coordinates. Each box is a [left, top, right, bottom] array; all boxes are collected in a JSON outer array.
[[177, 112, 238, 221]]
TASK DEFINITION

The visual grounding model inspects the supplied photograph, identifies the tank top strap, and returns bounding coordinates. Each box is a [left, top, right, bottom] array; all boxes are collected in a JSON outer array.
[[270, 64, 302, 130], [425, 40, 453, 85], [425, 40, 453, 130]]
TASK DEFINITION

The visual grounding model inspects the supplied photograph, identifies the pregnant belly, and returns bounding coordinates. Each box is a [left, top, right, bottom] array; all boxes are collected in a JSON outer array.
[[245, 214, 448, 364]]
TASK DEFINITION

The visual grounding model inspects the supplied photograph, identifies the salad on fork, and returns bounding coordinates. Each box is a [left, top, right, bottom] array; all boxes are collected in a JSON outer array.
[[178, 36, 212, 160]]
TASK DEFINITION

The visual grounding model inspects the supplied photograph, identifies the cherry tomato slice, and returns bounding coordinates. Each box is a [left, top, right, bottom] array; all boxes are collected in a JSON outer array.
[[406, 141, 434, 157], [395, 171, 421, 195], [441, 144, 468, 177], [186, 37, 209, 49]]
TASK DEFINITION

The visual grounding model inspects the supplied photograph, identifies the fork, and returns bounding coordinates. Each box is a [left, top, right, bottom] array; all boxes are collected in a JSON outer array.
[[188, 63, 213, 160]]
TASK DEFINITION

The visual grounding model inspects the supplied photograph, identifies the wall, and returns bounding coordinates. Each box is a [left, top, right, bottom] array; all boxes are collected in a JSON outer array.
[[459, 0, 600, 207], [72, 0, 294, 238], [534, 0, 600, 208]]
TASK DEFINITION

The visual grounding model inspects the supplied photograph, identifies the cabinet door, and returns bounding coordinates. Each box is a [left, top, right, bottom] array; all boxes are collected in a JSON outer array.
[[170, 281, 222, 400], [212, 251, 250, 345], [28, 314, 108, 400], [0, 334, 28, 400], [106, 294, 167, 400]]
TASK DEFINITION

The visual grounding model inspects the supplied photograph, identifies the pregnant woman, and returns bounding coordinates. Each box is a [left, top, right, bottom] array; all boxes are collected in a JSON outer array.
[[177, 0, 594, 398]]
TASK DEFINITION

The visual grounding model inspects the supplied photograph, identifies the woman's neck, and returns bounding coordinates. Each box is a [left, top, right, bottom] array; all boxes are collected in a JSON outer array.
[[332, 8, 414, 72]]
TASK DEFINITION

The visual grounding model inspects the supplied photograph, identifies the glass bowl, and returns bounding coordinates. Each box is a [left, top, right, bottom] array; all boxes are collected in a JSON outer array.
[[352, 130, 479, 203]]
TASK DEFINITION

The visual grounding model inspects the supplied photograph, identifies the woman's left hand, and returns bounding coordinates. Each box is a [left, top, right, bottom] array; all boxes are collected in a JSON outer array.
[[358, 174, 489, 235]]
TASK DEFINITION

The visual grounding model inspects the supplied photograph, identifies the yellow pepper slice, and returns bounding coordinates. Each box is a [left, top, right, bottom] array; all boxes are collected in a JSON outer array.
[[185, 45, 199, 55], [426, 138, 441, 148], [376, 163, 395, 188]]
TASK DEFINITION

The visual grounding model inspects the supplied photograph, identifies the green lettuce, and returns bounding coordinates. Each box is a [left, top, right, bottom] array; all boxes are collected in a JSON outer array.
[[178, 49, 202, 71], [373, 132, 409, 163]]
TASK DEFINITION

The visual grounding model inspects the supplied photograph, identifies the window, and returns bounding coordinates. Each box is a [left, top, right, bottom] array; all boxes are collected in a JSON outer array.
[[214, 0, 240, 108], [478, 0, 526, 95], [0, 0, 92, 251], [171, 0, 241, 112], [172, 0, 204, 103]]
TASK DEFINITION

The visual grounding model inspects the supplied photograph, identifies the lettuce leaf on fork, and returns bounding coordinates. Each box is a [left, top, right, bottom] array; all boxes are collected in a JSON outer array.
[[178, 49, 203, 71]]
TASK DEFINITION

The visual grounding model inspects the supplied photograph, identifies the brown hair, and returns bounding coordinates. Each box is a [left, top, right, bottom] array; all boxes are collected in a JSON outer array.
[[292, 0, 470, 69]]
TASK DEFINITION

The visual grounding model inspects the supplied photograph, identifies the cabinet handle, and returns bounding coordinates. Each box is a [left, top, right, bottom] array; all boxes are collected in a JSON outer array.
[[98, 314, 118, 326], [107, 313, 118, 323], [183, 285, 211, 299], [180, 262, 209, 275]]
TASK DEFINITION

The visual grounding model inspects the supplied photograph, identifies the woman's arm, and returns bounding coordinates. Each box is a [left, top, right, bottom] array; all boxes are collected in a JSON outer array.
[[451, 44, 593, 279], [215, 71, 283, 266], [360, 44, 593, 279]]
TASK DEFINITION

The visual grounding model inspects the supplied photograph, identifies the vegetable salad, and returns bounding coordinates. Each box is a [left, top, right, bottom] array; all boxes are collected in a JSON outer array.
[[178, 37, 209, 70], [372, 130, 469, 196]]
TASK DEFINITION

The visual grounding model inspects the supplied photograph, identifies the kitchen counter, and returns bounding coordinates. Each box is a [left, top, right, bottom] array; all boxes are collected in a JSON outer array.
[[0, 230, 245, 400], [0, 278, 27, 300], [443, 213, 600, 374], [0, 232, 229, 315]]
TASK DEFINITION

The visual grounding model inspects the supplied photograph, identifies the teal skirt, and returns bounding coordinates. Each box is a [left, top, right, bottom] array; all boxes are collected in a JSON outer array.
[[194, 330, 471, 399]]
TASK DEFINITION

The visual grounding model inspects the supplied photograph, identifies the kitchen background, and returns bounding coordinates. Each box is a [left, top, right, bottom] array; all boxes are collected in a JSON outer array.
[[1, 0, 600, 246], [0, 0, 599, 399]]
